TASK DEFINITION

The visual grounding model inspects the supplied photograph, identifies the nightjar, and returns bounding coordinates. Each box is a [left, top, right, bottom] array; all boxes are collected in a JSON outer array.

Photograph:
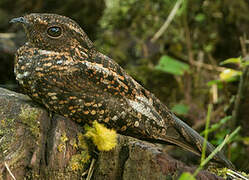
[[10, 13, 233, 168]]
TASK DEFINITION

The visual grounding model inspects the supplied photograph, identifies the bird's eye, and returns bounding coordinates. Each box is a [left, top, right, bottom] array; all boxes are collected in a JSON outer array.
[[47, 26, 62, 38]]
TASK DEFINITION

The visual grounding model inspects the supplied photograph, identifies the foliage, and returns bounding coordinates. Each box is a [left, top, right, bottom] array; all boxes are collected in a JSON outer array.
[[171, 103, 189, 115], [155, 55, 190, 75], [179, 172, 196, 180]]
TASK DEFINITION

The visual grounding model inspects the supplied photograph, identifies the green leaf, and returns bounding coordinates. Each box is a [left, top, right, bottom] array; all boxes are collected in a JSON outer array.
[[219, 69, 242, 81], [179, 172, 196, 180], [244, 60, 249, 66], [204, 44, 213, 52], [241, 137, 249, 145], [155, 55, 190, 75], [195, 13, 205, 22], [207, 79, 221, 86], [220, 57, 241, 65], [207, 69, 241, 86], [171, 103, 189, 115]]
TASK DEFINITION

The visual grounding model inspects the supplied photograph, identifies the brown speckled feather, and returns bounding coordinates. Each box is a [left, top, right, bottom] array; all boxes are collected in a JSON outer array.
[[11, 13, 233, 168]]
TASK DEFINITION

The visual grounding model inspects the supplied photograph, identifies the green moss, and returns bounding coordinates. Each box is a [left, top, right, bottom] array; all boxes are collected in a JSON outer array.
[[19, 106, 40, 140], [209, 167, 249, 179], [0, 117, 26, 169], [68, 133, 91, 172], [69, 151, 91, 171], [0, 118, 15, 157], [77, 132, 88, 149]]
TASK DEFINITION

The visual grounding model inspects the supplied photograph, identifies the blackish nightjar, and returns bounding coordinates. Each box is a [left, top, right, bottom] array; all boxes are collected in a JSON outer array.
[[10, 13, 233, 168]]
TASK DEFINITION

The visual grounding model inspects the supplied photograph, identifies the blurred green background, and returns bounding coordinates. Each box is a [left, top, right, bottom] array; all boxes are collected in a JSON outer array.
[[0, 0, 248, 171]]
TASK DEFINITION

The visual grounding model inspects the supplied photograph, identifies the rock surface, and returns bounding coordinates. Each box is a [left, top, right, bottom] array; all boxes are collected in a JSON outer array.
[[0, 88, 223, 180]]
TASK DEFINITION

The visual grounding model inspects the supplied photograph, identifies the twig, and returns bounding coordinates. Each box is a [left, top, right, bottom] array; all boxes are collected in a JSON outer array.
[[166, 51, 225, 72], [191, 60, 225, 72], [150, 0, 184, 42], [184, 15, 194, 65], [207, 53, 218, 67], [196, 51, 204, 73], [201, 104, 212, 163], [183, 13, 194, 103], [86, 158, 96, 180], [227, 169, 249, 180], [4, 162, 16, 180], [212, 84, 218, 104], [240, 36, 247, 57]]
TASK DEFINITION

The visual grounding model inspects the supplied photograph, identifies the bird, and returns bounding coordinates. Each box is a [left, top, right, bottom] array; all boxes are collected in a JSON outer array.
[[10, 13, 233, 168]]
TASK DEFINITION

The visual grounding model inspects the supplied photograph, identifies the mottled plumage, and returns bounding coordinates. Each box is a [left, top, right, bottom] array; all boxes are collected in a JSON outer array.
[[11, 13, 233, 168]]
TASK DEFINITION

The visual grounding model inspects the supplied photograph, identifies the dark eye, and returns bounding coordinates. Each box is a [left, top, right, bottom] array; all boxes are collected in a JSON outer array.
[[47, 26, 62, 37]]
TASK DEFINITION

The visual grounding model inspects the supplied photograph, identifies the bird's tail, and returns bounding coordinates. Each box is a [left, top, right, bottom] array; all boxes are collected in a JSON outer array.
[[167, 115, 234, 168]]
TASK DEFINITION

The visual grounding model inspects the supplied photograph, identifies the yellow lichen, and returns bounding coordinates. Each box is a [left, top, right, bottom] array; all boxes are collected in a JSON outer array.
[[69, 138, 78, 149], [57, 132, 69, 152], [61, 132, 69, 143], [84, 120, 117, 151], [1, 119, 6, 126], [57, 143, 65, 152]]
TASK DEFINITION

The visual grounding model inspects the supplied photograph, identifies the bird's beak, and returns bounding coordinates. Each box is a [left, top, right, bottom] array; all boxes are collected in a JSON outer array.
[[10, 17, 29, 25]]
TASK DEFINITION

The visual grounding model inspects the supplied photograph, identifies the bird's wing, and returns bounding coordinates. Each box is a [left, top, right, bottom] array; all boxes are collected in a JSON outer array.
[[62, 50, 233, 168]]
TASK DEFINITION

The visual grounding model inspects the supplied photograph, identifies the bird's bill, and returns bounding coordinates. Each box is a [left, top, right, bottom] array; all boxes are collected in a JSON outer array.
[[10, 17, 29, 25]]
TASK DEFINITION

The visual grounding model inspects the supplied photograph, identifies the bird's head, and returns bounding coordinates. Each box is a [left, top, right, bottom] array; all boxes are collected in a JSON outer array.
[[10, 13, 93, 52]]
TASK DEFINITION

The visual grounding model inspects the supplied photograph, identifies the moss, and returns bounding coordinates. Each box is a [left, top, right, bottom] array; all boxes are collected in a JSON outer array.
[[209, 167, 228, 178], [0, 118, 15, 157], [77, 132, 88, 149], [19, 106, 40, 140], [209, 167, 249, 179], [0, 118, 14, 136], [69, 133, 90, 172], [0, 117, 26, 170], [69, 151, 91, 171]]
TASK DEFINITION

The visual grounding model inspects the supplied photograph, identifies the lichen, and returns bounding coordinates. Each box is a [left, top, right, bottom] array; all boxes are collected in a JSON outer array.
[[57, 132, 69, 152], [19, 106, 40, 140], [69, 138, 78, 149]]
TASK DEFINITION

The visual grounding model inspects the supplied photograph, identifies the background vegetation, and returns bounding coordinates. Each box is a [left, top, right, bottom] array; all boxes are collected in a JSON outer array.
[[0, 0, 248, 172]]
